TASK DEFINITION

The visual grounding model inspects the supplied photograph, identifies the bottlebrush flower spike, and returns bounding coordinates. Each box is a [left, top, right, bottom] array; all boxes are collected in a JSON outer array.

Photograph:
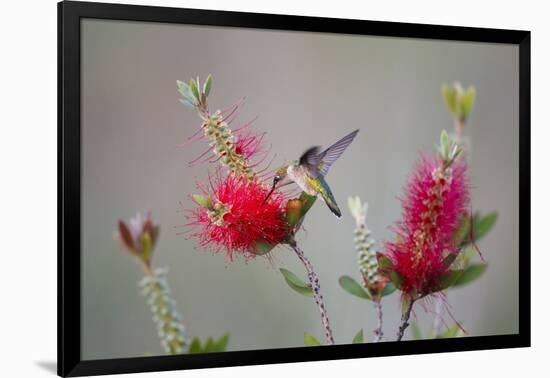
[[140, 268, 188, 354], [178, 75, 257, 181], [348, 196, 385, 298], [383, 132, 469, 297], [186, 175, 288, 261], [115, 211, 160, 268]]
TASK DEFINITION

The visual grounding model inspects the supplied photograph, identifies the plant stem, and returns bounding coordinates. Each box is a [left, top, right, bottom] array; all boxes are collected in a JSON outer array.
[[370, 300, 383, 342], [396, 298, 415, 341], [142, 262, 155, 278], [373, 300, 383, 342], [289, 239, 335, 345], [454, 118, 465, 143]]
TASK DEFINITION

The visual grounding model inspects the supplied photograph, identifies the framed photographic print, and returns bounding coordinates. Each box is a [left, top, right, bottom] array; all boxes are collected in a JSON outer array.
[[58, 0, 530, 376]]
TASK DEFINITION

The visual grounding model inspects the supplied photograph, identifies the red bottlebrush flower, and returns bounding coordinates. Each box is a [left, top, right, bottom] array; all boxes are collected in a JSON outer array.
[[383, 156, 469, 295], [186, 175, 288, 261]]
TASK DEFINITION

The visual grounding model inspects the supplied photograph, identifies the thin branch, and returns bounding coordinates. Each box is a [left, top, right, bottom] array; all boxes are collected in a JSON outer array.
[[396, 298, 415, 341], [289, 238, 335, 345], [373, 300, 383, 342], [454, 118, 465, 143]]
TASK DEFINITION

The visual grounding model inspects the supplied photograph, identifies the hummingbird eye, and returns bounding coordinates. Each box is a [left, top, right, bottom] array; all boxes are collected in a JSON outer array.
[[274, 175, 281, 182]]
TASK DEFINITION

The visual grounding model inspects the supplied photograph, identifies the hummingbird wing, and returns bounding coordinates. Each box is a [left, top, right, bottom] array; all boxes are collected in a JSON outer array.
[[298, 146, 323, 177], [317, 129, 359, 176]]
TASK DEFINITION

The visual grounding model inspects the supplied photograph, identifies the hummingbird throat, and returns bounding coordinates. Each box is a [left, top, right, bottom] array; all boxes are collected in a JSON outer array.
[[287, 164, 317, 196]]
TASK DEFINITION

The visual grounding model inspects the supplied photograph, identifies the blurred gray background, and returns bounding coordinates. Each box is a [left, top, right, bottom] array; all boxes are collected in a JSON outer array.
[[81, 19, 518, 360]]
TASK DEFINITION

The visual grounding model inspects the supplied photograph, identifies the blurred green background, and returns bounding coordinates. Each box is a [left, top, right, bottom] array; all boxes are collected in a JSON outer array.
[[81, 19, 518, 360]]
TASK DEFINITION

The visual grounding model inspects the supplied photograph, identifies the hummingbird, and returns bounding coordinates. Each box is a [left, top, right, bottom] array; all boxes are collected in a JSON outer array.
[[264, 129, 359, 218]]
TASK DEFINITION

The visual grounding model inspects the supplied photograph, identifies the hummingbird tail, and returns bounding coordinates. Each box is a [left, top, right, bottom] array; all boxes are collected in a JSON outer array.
[[324, 197, 342, 218], [315, 176, 342, 218]]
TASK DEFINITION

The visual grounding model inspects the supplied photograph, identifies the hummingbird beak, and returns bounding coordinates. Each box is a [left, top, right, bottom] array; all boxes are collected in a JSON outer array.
[[262, 182, 277, 205]]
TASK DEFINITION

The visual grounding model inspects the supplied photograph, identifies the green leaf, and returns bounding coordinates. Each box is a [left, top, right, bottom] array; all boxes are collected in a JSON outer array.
[[188, 337, 202, 354], [192, 194, 213, 209], [203, 337, 215, 353], [437, 323, 463, 338], [410, 321, 422, 340], [280, 268, 313, 297], [214, 333, 230, 352], [352, 329, 364, 344], [377, 254, 394, 270], [203, 74, 213, 97], [381, 282, 397, 297], [454, 215, 471, 245], [304, 332, 321, 346], [176, 80, 185, 92], [460, 87, 476, 119], [179, 98, 195, 108], [177, 80, 195, 104], [284, 279, 314, 297], [190, 78, 200, 101], [440, 129, 450, 158], [287, 192, 317, 231], [438, 270, 464, 291], [390, 271, 403, 289], [426, 326, 435, 339], [280, 268, 309, 288], [442, 84, 458, 117], [188, 334, 229, 354], [338, 276, 371, 300], [449, 142, 462, 162], [298, 192, 317, 218], [472, 212, 497, 242], [462, 245, 477, 261], [453, 264, 487, 287]]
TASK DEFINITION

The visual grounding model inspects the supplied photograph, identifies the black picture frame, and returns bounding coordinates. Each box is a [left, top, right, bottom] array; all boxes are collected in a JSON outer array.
[[58, 1, 531, 376]]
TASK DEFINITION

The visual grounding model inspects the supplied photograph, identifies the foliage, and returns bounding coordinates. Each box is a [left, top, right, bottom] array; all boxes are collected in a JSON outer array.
[[188, 333, 230, 354], [442, 82, 476, 122], [280, 268, 313, 297]]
